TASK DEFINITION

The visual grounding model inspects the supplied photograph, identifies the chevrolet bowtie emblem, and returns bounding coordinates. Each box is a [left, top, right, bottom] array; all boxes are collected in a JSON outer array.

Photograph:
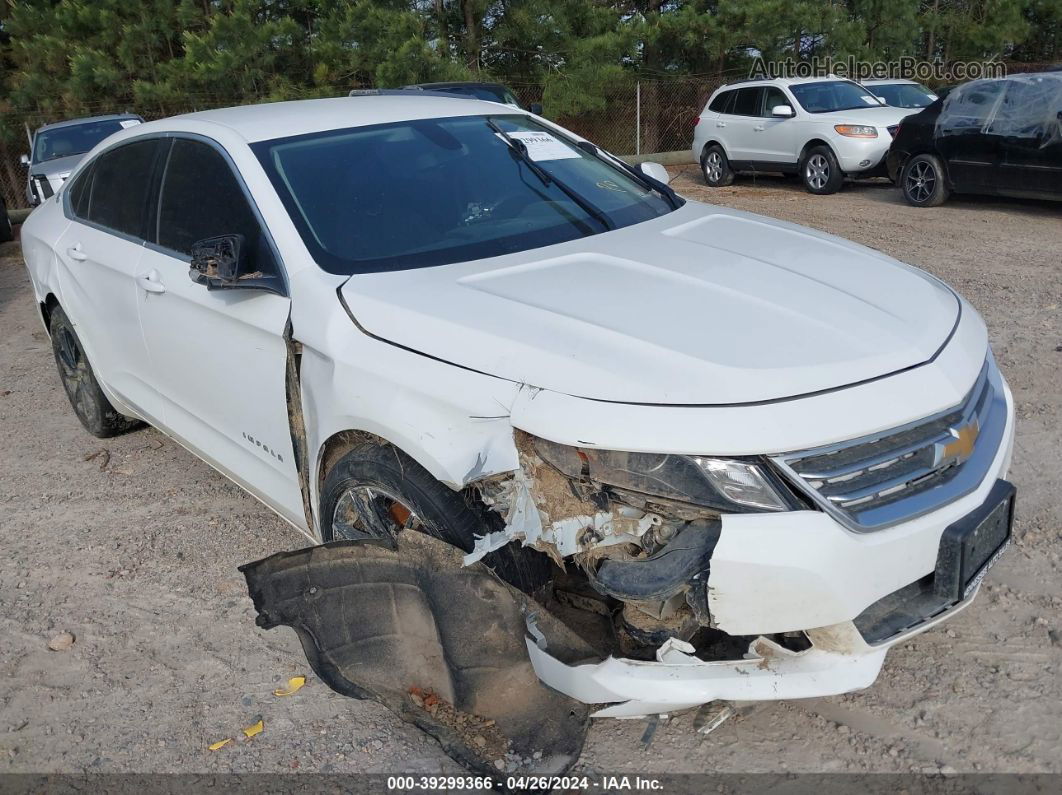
[[935, 420, 980, 467]]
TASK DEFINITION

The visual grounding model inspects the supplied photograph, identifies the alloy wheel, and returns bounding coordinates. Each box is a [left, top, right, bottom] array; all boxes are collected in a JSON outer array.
[[331, 485, 420, 542], [906, 161, 936, 203], [806, 154, 830, 189], [705, 151, 723, 183]]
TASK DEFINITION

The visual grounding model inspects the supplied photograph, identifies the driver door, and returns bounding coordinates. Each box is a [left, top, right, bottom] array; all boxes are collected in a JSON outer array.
[[136, 137, 305, 527]]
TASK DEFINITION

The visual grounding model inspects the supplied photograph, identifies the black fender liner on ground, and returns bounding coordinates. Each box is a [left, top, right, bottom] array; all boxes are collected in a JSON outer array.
[[240, 535, 593, 779]]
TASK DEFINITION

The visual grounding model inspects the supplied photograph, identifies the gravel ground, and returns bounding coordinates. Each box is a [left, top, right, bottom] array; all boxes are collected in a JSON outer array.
[[1, 171, 1059, 778]]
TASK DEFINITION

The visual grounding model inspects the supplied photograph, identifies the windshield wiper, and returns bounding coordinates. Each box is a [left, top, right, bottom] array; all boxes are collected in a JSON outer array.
[[575, 140, 681, 210], [485, 118, 614, 231]]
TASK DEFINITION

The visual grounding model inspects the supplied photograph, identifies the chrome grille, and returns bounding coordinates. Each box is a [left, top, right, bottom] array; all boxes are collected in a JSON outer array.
[[772, 360, 1006, 531]]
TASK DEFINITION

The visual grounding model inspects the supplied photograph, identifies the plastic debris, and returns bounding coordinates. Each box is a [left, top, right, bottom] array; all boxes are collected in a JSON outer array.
[[272, 676, 306, 697], [242, 718, 264, 738], [207, 738, 232, 751]]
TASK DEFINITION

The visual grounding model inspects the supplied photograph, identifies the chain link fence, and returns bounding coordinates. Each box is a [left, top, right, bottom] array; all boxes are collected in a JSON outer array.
[[1, 78, 721, 213]]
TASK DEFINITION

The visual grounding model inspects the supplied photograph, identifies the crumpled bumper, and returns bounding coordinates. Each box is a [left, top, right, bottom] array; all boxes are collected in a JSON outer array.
[[527, 595, 977, 719]]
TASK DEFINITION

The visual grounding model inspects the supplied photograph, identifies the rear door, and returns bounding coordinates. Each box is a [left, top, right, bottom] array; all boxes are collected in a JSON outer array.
[[723, 87, 765, 162], [53, 138, 165, 421], [135, 136, 305, 527], [990, 78, 1062, 196]]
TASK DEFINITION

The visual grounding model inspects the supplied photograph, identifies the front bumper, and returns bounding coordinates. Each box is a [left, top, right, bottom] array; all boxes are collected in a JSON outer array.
[[529, 373, 1015, 718], [833, 136, 892, 175]]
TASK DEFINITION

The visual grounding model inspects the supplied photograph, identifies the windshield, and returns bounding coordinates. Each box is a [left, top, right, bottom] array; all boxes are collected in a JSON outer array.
[[789, 81, 886, 113], [32, 119, 135, 164], [867, 82, 938, 109], [253, 115, 676, 274]]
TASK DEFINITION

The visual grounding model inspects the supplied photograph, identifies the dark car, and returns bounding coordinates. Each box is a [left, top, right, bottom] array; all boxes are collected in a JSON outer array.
[[886, 73, 1062, 207], [0, 195, 12, 243], [402, 81, 543, 115]]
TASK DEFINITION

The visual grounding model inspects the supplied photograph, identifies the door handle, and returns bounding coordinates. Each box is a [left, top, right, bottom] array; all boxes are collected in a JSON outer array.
[[716, 122, 726, 128], [66, 245, 87, 261], [137, 270, 166, 294], [754, 125, 765, 131]]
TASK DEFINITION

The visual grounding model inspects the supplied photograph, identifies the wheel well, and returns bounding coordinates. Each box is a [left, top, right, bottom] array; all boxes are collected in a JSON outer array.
[[799, 139, 834, 163], [699, 140, 726, 163], [902, 148, 952, 187], [40, 294, 59, 332]]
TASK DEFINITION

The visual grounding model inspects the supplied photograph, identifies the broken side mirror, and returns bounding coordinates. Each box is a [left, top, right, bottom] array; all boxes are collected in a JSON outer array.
[[189, 233, 287, 296], [190, 234, 245, 288], [639, 161, 671, 184], [528, 102, 543, 116], [20, 154, 30, 167]]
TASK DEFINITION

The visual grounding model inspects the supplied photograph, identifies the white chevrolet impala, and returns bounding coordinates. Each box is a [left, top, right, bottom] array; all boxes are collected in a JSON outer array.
[[20, 94, 1015, 719]]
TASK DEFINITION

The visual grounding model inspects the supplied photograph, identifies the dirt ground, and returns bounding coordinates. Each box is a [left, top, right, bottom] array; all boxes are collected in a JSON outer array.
[[1, 171, 1059, 778]]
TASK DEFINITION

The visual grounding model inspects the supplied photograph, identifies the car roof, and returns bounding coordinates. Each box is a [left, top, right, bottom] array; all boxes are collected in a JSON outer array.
[[36, 113, 142, 134], [861, 78, 923, 85], [157, 95, 517, 143], [714, 75, 861, 91], [407, 81, 509, 90]]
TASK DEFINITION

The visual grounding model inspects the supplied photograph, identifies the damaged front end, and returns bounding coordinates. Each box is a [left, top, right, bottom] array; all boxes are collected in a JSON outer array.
[[466, 433, 808, 672]]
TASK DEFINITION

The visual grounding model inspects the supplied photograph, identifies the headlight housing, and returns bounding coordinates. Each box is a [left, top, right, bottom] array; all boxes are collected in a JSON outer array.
[[834, 124, 878, 138], [533, 437, 795, 513]]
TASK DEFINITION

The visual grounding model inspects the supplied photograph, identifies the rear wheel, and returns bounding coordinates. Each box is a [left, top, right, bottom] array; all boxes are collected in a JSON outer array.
[[701, 145, 734, 187], [801, 145, 844, 195], [49, 306, 142, 437], [901, 153, 950, 207], [321, 439, 555, 594]]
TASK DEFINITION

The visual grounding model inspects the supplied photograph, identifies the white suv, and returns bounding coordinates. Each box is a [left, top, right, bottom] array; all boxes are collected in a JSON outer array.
[[21, 95, 1013, 724], [693, 76, 915, 194]]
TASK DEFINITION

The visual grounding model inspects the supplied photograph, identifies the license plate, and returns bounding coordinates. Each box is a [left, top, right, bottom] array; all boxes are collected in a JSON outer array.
[[934, 480, 1014, 602]]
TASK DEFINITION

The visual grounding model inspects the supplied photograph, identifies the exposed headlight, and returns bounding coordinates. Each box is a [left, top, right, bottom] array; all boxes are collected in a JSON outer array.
[[834, 124, 878, 138], [533, 437, 792, 513]]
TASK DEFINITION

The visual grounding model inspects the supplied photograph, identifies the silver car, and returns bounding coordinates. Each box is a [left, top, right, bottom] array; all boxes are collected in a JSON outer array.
[[21, 113, 143, 206]]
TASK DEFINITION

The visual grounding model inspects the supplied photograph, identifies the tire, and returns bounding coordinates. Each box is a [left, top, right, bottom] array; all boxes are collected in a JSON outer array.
[[901, 153, 950, 207], [0, 199, 12, 244], [801, 145, 844, 195], [321, 439, 555, 594], [701, 144, 734, 187], [49, 306, 142, 438]]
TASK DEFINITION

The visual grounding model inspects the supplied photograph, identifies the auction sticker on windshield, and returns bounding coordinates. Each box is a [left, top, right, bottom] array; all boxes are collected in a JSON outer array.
[[509, 131, 581, 161]]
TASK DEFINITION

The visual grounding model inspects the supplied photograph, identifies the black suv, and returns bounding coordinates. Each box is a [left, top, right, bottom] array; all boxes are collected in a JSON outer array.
[[886, 73, 1061, 207]]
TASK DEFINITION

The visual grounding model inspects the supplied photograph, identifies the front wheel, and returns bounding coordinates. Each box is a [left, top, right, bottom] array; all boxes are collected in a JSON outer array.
[[321, 439, 555, 594], [49, 306, 142, 437], [801, 146, 844, 195], [901, 153, 950, 207]]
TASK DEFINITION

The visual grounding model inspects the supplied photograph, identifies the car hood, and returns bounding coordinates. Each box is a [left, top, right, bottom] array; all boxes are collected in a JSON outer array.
[[813, 106, 916, 128], [339, 203, 959, 405], [30, 153, 83, 178]]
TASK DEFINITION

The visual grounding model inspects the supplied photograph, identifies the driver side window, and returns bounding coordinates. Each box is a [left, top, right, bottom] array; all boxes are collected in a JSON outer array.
[[156, 139, 277, 276]]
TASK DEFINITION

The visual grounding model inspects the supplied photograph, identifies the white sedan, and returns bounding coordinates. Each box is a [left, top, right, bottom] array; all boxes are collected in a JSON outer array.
[[21, 94, 1014, 719]]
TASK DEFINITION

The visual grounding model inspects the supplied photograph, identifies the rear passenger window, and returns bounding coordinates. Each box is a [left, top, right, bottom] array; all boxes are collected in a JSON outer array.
[[732, 88, 763, 116], [709, 91, 732, 113], [85, 139, 160, 238], [157, 139, 276, 271]]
